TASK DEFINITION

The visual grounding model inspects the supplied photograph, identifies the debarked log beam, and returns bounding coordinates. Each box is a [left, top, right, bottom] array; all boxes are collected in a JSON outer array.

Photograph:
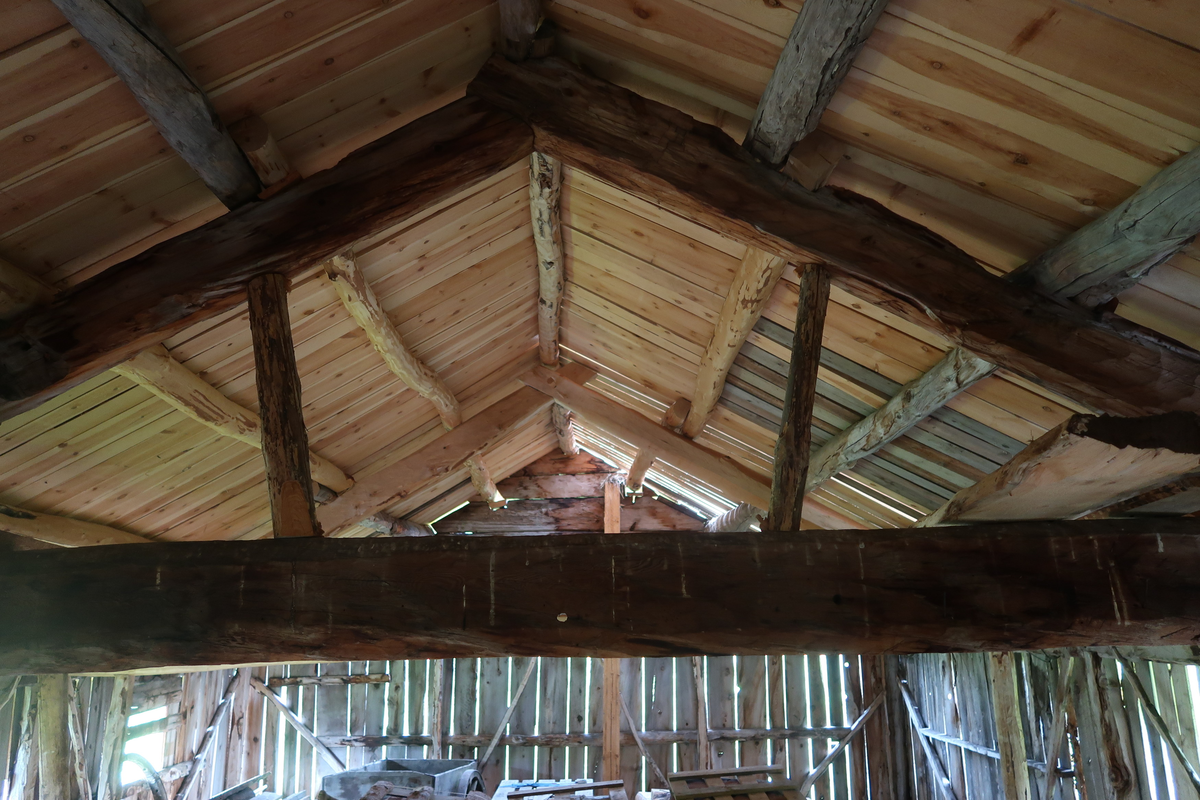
[[5, 521, 1200, 673], [467, 57, 1200, 418], [0, 97, 532, 421]]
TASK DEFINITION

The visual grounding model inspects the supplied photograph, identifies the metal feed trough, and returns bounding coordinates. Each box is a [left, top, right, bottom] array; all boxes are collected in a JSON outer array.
[[318, 758, 484, 800]]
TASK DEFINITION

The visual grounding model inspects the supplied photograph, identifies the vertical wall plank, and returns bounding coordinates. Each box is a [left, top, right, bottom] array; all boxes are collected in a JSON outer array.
[[316, 663, 349, 780], [708, 657, 736, 769], [540, 658, 568, 780], [222, 670, 251, 790], [645, 657, 674, 785], [36, 675, 71, 800], [566, 657, 589, 778], [809, 656, 831, 800], [407, 661, 429, 762], [242, 668, 266, 784], [675, 658, 699, 773], [1125, 660, 1163, 800], [785, 656, 811, 784], [620, 658, 643, 792], [510, 658, 537, 781], [589, 658, 605, 781], [739, 657, 767, 767], [294, 665, 318, 797], [452, 659, 478, 762], [278, 671, 298, 797], [478, 658, 510, 791], [387, 661, 406, 762], [862, 656, 892, 800], [1170, 664, 1200, 800], [262, 666, 281, 794], [363, 660, 387, 765], [845, 656, 866, 798], [767, 656, 787, 768]]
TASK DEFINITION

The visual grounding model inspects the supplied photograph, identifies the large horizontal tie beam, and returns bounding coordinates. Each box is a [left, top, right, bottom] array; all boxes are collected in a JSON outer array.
[[4, 520, 1200, 673], [0, 97, 533, 421], [467, 56, 1200, 417], [49, 0, 262, 208]]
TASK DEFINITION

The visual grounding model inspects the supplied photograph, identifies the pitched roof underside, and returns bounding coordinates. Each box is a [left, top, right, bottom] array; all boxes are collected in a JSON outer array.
[[1, 0, 1198, 539]]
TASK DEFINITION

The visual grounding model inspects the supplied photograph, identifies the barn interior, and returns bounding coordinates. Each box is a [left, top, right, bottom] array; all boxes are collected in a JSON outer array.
[[3, 0, 1200, 797]]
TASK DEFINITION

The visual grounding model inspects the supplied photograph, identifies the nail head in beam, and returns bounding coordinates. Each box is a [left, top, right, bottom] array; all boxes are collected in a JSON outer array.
[[49, 0, 262, 208], [767, 264, 830, 531], [247, 273, 321, 538]]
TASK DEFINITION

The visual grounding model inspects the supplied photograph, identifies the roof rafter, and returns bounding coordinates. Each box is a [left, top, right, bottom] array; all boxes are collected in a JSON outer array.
[[50, 0, 262, 208], [467, 56, 1200, 418]]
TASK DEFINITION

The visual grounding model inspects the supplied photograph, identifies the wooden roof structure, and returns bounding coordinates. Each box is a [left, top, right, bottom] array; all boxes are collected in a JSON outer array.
[[3, 0, 1200, 673]]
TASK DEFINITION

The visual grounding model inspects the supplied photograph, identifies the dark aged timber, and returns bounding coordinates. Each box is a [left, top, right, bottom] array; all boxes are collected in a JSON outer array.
[[4, 522, 1200, 674]]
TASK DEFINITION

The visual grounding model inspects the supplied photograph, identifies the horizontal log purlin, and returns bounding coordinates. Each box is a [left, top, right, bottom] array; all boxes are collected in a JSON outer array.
[[0, 96, 533, 421], [317, 728, 853, 748], [266, 673, 390, 688], [467, 57, 1200, 417], [4, 521, 1200, 673]]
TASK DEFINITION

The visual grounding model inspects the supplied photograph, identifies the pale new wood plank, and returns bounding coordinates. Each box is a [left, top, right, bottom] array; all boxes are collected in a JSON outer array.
[[921, 412, 1200, 525]]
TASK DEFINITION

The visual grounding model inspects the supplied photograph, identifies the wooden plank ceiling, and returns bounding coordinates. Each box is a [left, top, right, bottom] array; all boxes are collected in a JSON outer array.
[[1, 0, 1197, 542]]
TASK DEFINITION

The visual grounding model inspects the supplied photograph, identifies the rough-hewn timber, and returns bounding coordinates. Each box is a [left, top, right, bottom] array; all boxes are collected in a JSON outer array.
[[744, 0, 888, 167], [247, 274, 320, 538], [498, 0, 541, 61], [1009, 144, 1200, 308], [767, 265, 829, 531], [467, 57, 1200, 417], [0, 97, 532, 420], [49, 0, 262, 208], [4, 521, 1200, 673]]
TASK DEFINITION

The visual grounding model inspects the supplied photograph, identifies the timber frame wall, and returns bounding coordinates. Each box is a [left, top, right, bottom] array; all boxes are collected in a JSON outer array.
[[7, 649, 1200, 800]]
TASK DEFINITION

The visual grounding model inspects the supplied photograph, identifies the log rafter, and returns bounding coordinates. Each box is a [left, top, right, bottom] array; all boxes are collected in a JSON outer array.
[[324, 251, 461, 429], [49, 0, 262, 208], [744, 0, 888, 168], [530, 151, 565, 367]]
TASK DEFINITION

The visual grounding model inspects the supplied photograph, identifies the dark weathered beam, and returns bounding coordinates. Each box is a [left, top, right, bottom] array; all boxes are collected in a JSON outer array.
[[767, 264, 829, 530], [745, 0, 887, 167], [1009, 145, 1200, 309], [5, 520, 1200, 673], [247, 273, 320, 538], [499, 0, 541, 61], [49, 0, 262, 208], [467, 57, 1200, 417], [0, 98, 532, 420]]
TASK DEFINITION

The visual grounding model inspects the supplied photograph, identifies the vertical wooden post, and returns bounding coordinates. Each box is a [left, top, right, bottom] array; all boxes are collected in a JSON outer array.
[[247, 273, 320, 538], [36, 675, 70, 800], [602, 477, 622, 784], [863, 655, 894, 799], [96, 677, 132, 800], [990, 653, 1032, 800], [767, 264, 829, 530]]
